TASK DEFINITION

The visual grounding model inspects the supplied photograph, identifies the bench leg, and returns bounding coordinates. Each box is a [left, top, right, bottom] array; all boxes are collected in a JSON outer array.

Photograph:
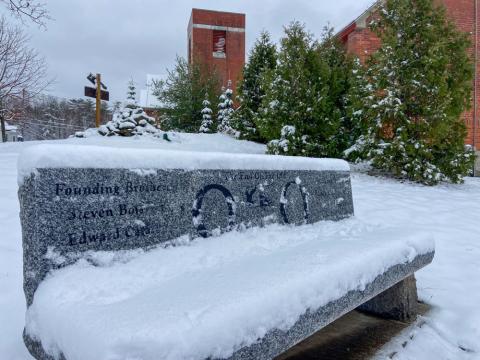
[[358, 275, 418, 321]]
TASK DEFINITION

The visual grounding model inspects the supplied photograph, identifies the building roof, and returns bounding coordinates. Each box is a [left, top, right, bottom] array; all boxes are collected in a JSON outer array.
[[337, 0, 383, 42], [5, 122, 17, 132]]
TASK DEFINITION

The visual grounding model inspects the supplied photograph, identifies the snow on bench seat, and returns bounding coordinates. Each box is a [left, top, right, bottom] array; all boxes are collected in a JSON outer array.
[[25, 220, 434, 360]]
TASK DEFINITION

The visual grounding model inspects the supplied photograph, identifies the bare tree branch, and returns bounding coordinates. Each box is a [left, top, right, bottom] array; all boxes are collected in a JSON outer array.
[[0, 16, 51, 141], [0, 0, 50, 28], [0, 17, 51, 97]]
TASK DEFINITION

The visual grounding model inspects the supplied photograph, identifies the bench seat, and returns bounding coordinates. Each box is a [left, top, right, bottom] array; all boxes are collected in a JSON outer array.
[[25, 220, 434, 360]]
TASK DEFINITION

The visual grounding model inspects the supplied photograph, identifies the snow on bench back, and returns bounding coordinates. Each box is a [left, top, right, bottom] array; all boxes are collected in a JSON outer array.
[[18, 144, 353, 305]]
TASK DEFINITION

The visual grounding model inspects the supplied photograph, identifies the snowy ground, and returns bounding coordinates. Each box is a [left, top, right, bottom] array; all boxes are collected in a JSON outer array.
[[1, 134, 479, 359]]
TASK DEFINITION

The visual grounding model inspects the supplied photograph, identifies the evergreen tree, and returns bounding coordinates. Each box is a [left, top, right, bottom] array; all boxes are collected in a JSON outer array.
[[257, 22, 321, 156], [316, 27, 359, 158], [342, 58, 372, 160], [126, 80, 136, 102], [217, 81, 237, 136], [153, 56, 220, 132], [199, 96, 213, 133], [99, 80, 158, 137], [232, 31, 277, 142], [258, 22, 353, 158], [353, 0, 475, 184]]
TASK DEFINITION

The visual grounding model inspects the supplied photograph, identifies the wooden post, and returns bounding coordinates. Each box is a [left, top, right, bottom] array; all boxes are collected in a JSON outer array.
[[95, 73, 101, 128], [0, 113, 6, 143], [0, 99, 6, 143]]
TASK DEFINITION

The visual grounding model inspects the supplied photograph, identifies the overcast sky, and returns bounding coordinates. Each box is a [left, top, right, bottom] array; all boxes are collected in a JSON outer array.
[[21, 0, 375, 102]]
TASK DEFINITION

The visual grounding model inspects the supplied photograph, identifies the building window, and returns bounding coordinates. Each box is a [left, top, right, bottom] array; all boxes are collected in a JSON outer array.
[[213, 30, 226, 58]]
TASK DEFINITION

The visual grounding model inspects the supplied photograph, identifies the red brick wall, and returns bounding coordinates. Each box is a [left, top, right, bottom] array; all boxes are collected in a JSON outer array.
[[442, 0, 479, 149], [477, 0, 479, 150], [340, 0, 479, 149], [345, 23, 381, 63], [188, 9, 246, 94]]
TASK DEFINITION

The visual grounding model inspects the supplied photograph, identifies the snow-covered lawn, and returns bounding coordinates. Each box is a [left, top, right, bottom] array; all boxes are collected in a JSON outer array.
[[359, 174, 480, 360], [0, 134, 479, 359]]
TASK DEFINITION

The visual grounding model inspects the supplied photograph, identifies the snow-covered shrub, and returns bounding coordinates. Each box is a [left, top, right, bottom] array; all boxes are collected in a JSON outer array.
[[99, 80, 159, 137], [231, 31, 276, 142], [217, 82, 238, 136], [74, 131, 85, 138], [267, 125, 315, 156], [72, 128, 105, 139], [199, 97, 213, 133], [258, 23, 357, 158], [268, 125, 296, 155], [350, 0, 475, 185]]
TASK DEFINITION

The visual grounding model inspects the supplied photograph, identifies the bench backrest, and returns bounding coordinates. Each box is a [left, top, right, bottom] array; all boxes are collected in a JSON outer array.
[[18, 145, 354, 305]]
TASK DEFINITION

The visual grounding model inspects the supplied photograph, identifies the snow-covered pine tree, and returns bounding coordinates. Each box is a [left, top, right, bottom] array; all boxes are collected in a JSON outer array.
[[217, 86, 226, 130], [231, 31, 276, 142], [259, 22, 352, 158], [126, 80, 136, 102], [257, 22, 320, 156], [353, 0, 475, 185], [217, 81, 237, 136], [342, 57, 373, 160], [153, 56, 220, 132], [316, 27, 361, 158], [99, 80, 158, 137], [199, 95, 213, 133]]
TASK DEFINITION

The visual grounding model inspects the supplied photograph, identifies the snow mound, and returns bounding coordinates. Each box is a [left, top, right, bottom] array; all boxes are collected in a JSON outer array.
[[2, 131, 266, 156], [26, 221, 434, 360], [17, 144, 350, 184]]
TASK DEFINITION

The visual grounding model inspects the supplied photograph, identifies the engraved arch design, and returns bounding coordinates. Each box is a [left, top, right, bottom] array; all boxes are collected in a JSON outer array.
[[192, 184, 236, 238], [280, 181, 310, 225]]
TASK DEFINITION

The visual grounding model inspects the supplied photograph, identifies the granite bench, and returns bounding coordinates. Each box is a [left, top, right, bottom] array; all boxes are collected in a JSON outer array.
[[18, 144, 435, 360]]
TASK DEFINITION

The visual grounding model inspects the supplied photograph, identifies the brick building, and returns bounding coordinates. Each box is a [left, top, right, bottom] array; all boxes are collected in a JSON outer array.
[[187, 9, 246, 92], [338, 0, 480, 153]]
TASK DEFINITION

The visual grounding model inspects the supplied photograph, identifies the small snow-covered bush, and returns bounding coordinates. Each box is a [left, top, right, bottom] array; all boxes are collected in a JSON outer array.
[[99, 80, 159, 137], [199, 98, 214, 133], [267, 125, 314, 156], [98, 110, 157, 137], [217, 82, 238, 137]]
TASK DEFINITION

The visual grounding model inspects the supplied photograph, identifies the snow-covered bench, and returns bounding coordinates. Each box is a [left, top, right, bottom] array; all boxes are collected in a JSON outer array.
[[18, 145, 435, 360]]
